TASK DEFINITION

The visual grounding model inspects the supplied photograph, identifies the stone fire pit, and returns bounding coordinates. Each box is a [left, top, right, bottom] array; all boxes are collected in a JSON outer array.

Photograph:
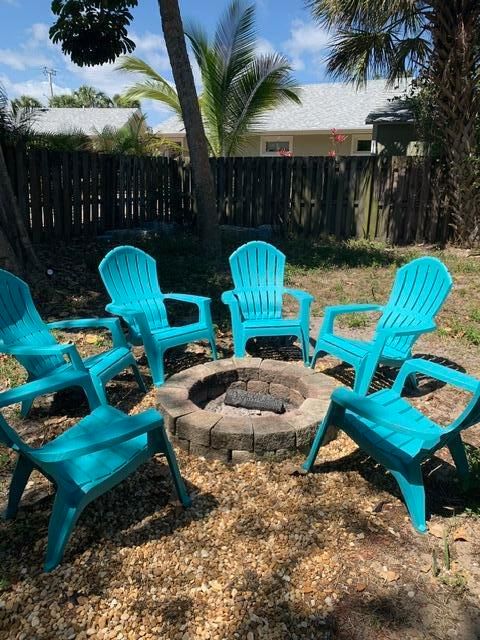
[[157, 358, 340, 463]]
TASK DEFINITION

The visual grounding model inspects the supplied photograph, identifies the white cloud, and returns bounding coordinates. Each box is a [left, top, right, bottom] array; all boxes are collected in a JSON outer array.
[[0, 73, 72, 102], [283, 19, 330, 71], [255, 38, 276, 57], [0, 48, 51, 70]]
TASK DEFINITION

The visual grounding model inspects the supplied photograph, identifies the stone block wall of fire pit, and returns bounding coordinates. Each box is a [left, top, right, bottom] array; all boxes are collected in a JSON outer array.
[[157, 358, 340, 462]]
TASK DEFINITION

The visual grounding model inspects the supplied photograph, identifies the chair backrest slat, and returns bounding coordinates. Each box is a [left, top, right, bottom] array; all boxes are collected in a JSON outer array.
[[99, 246, 169, 331], [376, 257, 452, 357], [0, 270, 63, 378], [229, 242, 286, 320]]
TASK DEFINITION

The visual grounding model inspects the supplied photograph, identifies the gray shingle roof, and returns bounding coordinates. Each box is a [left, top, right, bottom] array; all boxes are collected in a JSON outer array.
[[366, 98, 415, 124], [155, 79, 410, 135], [29, 108, 140, 135]]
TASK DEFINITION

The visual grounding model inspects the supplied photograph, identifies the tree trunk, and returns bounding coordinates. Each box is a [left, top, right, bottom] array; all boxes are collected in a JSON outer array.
[[157, 0, 220, 254], [429, 1, 480, 245], [0, 143, 40, 277]]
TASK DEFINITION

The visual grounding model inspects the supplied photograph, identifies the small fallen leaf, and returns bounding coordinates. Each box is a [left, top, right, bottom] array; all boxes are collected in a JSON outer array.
[[428, 523, 444, 538], [302, 585, 315, 594], [453, 527, 473, 543], [85, 334, 99, 344], [384, 571, 399, 582], [420, 564, 431, 574], [356, 583, 367, 592]]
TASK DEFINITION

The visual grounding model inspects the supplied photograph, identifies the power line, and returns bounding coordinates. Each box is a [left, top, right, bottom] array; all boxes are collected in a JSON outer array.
[[42, 67, 57, 99]]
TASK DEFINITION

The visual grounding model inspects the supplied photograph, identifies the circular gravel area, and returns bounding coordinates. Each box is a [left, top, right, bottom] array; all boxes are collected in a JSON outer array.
[[157, 358, 339, 462]]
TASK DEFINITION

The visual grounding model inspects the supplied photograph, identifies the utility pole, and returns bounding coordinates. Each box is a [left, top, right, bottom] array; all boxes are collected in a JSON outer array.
[[43, 67, 57, 98]]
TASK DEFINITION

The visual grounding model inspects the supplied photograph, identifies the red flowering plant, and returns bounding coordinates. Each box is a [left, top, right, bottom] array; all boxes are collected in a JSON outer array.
[[278, 148, 293, 157], [328, 128, 348, 158]]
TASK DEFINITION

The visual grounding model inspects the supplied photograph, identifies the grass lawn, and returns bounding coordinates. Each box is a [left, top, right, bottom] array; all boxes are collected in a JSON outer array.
[[0, 234, 479, 640]]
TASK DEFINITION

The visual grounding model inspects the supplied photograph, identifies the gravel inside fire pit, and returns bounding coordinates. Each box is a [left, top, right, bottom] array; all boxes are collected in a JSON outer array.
[[204, 389, 296, 417]]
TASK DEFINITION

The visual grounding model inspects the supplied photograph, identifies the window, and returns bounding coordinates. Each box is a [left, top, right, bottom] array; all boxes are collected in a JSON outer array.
[[351, 135, 372, 156], [260, 135, 293, 157]]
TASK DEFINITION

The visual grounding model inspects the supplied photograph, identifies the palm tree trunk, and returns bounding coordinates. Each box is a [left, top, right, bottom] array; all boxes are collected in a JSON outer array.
[[0, 143, 40, 276], [157, 0, 220, 254], [429, 1, 480, 245]]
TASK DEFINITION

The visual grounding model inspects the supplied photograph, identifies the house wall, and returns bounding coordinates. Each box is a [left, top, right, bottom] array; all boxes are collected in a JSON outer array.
[[161, 130, 374, 157], [236, 132, 371, 157], [372, 123, 422, 156]]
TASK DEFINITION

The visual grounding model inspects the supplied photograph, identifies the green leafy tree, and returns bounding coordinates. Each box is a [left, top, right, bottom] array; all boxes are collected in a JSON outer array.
[[0, 85, 40, 275], [87, 113, 171, 155], [50, 0, 219, 253], [11, 95, 43, 110], [307, 0, 480, 245], [49, 85, 113, 107], [119, 0, 300, 157]]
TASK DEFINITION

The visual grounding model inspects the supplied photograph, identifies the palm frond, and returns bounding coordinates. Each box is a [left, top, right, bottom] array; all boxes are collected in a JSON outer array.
[[225, 53, 301, 155]]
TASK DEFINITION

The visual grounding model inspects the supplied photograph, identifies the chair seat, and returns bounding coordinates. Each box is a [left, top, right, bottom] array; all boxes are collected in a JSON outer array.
[[320, 333, 407, 363], [53, 406, 149, 491], [243, 317, 302, 330], [343, 389, 441, 462]]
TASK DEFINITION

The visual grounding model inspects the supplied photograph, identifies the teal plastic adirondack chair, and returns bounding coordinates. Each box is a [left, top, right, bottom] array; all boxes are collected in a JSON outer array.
[[221, 242, 313, 363], [311, 257, 452, 394], [1, 401, 190, 571], [99, 246, 217, 386], [0, 269, 145, 416], [303, 358, 478, 533]]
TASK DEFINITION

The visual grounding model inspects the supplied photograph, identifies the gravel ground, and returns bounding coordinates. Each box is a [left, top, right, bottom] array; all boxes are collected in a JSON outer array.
[[0, 238, 480, 639]]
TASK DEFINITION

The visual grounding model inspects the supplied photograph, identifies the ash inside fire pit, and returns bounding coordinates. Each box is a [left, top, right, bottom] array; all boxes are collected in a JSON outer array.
[[157, 357, 340, 462]]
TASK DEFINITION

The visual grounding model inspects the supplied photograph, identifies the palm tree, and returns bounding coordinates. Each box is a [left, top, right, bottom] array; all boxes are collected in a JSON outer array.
[[112, 93, 140, 108], [11, 95, 43, 110], [119, 0, 301, 157], [73, 85, 113, 107], [307, 0, 480, 245], [157, 0, 220, 252], [48, 93, 78, 107], [48, 86, 113, 108], [0, 85, 40, 275], [87, 113, 170, 155]]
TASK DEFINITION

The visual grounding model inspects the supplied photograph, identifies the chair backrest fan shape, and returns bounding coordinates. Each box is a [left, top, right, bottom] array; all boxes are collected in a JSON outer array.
[[229, 242, 286, 320]]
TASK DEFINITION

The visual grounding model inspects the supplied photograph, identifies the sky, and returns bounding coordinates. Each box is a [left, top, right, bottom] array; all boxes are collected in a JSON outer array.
[[0, 0, 332, 127]]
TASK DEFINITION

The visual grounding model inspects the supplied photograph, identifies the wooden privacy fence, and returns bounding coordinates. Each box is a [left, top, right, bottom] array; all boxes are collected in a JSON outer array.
[[4, 144, 448, 244]]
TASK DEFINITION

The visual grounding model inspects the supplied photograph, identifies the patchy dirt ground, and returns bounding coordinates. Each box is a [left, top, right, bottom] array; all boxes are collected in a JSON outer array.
[[0, 236, 479, 640]]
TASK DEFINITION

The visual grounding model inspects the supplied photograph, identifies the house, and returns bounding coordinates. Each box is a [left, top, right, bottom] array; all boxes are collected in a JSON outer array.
[[154, 79, 410, 157], [29, 107, 141, 136], [366, 98, 421, 156]]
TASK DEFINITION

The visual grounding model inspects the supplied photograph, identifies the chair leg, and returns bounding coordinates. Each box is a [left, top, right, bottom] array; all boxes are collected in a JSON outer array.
[[310, 345, 326, 369], [20, 398, 34, 418], [148, 351, 166, 387], [447, 434, 470, 483], [391, 465, 427, 533], [82, 377, 105, 410], [5, 455, 34, 520], [90, 377, 108, 406], [405, 373, 418, 394], [132, 363, 147, 393], [158, 429, 191, 508], [45, 493, 81, 572], [208, 332, 218, 361], [300, 329, 310, 366], [233, 334, 247, 359], [354, 357, 377, 395]]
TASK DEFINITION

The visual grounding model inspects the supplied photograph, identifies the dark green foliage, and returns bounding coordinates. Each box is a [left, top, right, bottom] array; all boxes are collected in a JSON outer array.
[[50, 0, 138, 67]]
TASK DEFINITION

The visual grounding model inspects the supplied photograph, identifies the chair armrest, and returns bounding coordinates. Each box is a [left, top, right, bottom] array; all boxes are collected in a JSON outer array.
[[163, 293, 212, 324], [31, 409, 163, 462], [0, 342, 86, 371], [331, 387, 439, 442], [321, 304, 384, 335], [394, 358, 480, 394], [47, 317, 127, 348], [377, 322, 436, 339], [283, 288, 314, 303], [221, 290, 243, 325], [106, 303, 151, 335]]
